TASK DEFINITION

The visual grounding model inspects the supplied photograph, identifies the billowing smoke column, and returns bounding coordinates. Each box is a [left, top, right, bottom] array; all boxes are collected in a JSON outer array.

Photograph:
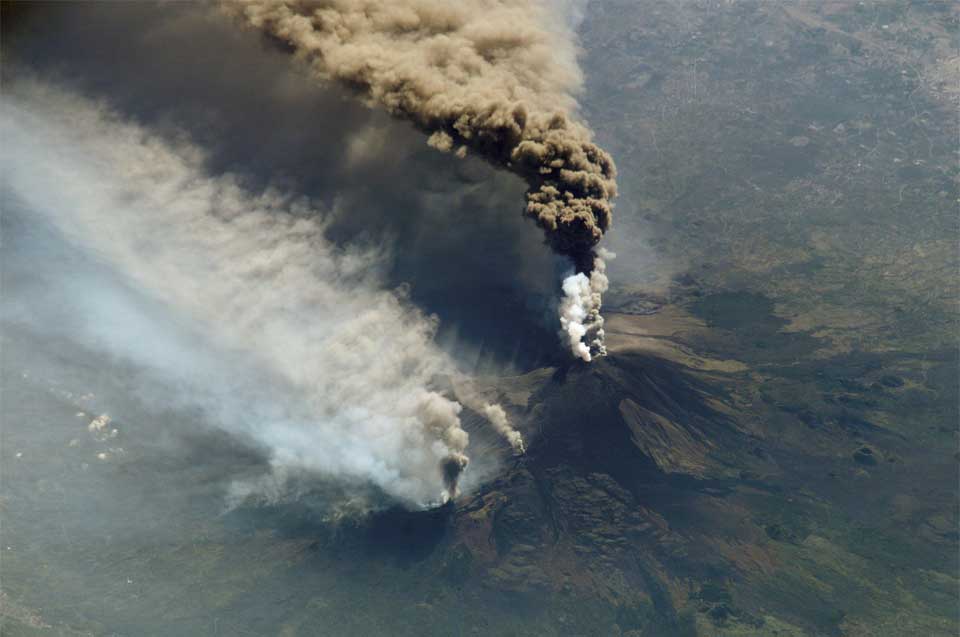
[[414, 391, 471, 496], [227, 0, 617, 360]]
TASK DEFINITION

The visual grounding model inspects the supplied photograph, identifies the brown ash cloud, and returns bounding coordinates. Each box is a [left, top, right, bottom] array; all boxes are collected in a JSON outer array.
[[228, 0, 618, 356]]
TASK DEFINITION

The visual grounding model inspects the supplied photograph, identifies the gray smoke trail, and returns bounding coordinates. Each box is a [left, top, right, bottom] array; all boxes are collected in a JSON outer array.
[[1, 79, 496, 506], [226, 0, 618, 360], [479, 403, 525, 455]]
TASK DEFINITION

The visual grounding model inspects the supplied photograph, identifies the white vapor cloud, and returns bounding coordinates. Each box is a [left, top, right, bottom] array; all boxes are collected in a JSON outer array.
[[559, 250, 612, 362], [1, 79, 503, 507]]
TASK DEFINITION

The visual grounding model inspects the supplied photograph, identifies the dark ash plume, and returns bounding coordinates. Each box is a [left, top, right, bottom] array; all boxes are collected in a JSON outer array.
[[227, 0, 618, 359]]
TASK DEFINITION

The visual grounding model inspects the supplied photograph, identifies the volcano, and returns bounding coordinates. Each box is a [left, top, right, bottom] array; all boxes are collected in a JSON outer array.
[[2, 2, 957, 635], [222, 305, 956, 636]]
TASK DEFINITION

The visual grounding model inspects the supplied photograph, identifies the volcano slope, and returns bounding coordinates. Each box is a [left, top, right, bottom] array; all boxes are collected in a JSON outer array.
[[153, 299, 951, 637], [428, 304, 957, 636], [2, 299, 955, 636]]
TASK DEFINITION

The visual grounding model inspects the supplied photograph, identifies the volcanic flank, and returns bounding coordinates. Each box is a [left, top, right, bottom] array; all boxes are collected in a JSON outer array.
[[227, 0, 618, 360]]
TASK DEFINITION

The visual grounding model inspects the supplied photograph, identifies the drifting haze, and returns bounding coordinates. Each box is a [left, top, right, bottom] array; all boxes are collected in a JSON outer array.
[[1, 81, 505, 505]]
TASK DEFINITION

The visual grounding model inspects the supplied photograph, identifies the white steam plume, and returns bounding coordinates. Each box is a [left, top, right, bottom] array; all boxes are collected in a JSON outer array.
[[0, 80, 512, 506], [559, 250, 613, 362]]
